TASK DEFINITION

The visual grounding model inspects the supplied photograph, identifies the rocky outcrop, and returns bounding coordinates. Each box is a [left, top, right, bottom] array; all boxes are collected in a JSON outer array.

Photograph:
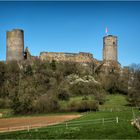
[[131, 117, 140, 131], [66, 74, 100, 84]]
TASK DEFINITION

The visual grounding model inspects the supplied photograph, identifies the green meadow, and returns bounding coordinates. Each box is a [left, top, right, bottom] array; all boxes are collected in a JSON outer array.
[[0, 94, 140, 139]]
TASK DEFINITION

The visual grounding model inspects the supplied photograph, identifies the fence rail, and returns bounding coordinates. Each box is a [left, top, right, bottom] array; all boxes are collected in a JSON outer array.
[[99, 107, 139, 112], [0, 117, 119, 133]]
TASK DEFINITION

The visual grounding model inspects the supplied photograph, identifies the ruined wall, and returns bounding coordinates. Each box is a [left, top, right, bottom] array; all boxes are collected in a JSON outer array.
[[40, 52, 93, 63], [6, 29, 24, 62], [103, 35, 117, 62], [24, 47, 32, 60]]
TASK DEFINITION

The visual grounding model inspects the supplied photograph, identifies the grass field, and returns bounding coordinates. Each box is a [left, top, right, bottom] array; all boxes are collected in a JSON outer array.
[[0, 94, 140, 139]]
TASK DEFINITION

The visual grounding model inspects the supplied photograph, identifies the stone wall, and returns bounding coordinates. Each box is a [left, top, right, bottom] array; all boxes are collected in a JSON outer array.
[[39, 52, 93, 63]]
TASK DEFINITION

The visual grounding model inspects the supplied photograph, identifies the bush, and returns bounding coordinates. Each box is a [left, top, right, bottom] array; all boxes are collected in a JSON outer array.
[[77, 100, 90, 112], [127, 89, 140, 106], [82, 96, 89, 100], [67, 100, 78, 112], [35, 94, 60, 113], [0, 98, 12, 108], [78, 100, 99, 112], [11, 94, 34, 114], [94, 91, 106, 105], [70, 82, 101, 96], [57, 89, 70, 101], [68, 100, 98, 112]]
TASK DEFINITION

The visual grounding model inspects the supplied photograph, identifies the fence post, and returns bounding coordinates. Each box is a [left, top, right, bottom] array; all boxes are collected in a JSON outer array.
[[66, 122, 68, 129], [27, 125, 30, 132], [116, 117, 119, 123], [132, 107, 136, 120]]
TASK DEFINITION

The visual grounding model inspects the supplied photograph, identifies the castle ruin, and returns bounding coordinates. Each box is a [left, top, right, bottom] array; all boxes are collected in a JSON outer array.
[[5, 28, 121, 72], [6, 29, 24, 62], [103, 35, 117, 62], [100, 35, 121, 72], [40, 52, 93, 63]]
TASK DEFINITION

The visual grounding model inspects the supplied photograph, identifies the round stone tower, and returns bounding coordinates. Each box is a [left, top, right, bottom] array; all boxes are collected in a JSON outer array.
[[6, 29, 24, 62], [103, 35, 118, 62]]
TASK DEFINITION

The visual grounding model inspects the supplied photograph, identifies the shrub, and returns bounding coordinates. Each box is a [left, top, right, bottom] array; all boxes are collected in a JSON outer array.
[[57, 89, 70, 101], [78, 100, 89, 112], [78, 100, 99, 112], [94, 91, 106, 105], [87, 100, 99, 111], [35, 94, 60, 113], [70, 82, 101, 96], [82, 96, 89, 100], [127, 89, 140, 106], [67, 100, 78, 112], [68, 100, 98, 112], [0, 98, 12, 108], [11, 94, 34, 114]]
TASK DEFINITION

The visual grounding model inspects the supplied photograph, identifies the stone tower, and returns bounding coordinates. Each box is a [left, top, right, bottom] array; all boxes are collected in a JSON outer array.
[[6, 29, 24, 62], [103, 35, 118, 62]]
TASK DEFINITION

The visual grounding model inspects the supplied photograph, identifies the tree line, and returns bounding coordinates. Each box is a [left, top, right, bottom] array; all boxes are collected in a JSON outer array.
[[0, 60, 139, 114]]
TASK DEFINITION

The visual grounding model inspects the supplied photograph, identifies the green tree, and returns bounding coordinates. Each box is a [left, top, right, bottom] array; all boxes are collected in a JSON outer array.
[[127, 64, 140, 106]]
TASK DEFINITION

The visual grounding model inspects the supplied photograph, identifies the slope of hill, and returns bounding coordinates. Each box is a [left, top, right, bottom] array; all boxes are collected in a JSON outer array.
[[0, 94, 140, 139]]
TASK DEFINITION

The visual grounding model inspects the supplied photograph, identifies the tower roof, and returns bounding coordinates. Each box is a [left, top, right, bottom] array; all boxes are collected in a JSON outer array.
[[103, 35, 117, 39]]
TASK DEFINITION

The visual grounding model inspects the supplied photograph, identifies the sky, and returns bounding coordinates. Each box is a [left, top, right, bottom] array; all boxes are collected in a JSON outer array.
[[0, 1, 140, 66]]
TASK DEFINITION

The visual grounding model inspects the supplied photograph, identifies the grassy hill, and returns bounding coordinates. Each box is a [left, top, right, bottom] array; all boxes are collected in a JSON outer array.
[[0, 94, 140, 139]]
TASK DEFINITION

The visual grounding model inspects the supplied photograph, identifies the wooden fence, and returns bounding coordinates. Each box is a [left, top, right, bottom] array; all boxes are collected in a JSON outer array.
[[0, 117, 119, 133]]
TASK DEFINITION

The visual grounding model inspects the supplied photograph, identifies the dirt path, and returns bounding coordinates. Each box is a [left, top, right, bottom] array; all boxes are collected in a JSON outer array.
[[0, 114, 82, 132]]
